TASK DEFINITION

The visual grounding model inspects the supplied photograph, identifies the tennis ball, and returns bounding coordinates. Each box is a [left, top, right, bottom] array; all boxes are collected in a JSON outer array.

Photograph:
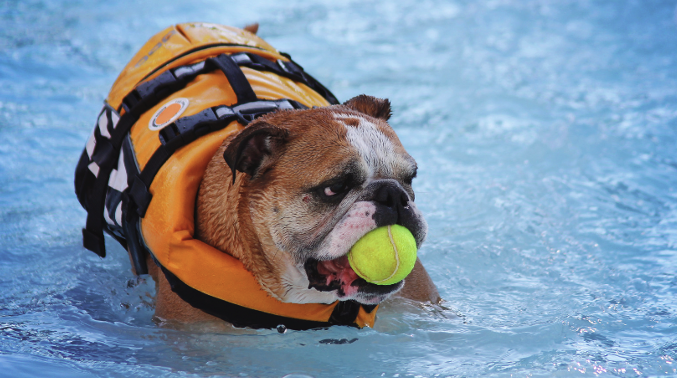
[[347, 225, 417, 286]]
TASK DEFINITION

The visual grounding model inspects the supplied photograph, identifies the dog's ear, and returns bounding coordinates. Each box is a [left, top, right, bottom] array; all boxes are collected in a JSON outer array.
[[343, 95, 392, 121], [243, 23, 259, 35], [223, 122, 289, 184]]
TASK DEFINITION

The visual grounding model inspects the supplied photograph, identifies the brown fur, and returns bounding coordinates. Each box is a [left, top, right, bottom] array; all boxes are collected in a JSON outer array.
[[343, 94, 392, 121]]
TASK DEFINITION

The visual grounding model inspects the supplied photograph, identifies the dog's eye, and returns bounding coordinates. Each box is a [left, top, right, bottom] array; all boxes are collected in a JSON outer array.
[[313, 172, 360, 203], [316, 181, 350, 202], [323, 183, 346, 197]]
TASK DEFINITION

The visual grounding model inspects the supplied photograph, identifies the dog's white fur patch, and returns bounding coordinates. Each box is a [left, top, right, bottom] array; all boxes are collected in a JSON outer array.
[[334, 113, 407, 179], [281, 260, 339, 304]]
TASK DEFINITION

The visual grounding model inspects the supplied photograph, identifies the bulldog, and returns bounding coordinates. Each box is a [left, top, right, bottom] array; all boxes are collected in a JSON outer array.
[[75, 22, 439, 325], [147, 94, 440, 323]]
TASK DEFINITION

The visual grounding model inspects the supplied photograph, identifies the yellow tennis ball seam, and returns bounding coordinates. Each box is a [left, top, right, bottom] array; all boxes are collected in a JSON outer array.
[[370, 225, 400, 284], [348, 251, 369, 281]]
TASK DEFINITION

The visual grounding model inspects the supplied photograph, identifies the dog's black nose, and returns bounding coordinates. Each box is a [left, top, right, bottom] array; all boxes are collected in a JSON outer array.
[[374, 183, 409, 210], [370, 180, 412, 227]]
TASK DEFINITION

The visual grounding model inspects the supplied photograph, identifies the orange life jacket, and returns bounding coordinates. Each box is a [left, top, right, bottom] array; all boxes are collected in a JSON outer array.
[[75, 23, 377, 330]]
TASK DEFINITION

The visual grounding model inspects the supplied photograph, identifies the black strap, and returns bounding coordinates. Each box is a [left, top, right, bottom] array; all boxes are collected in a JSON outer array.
[[122, 200, 148, 275], [120, 135, 148, 275], [82, 174, 109, 257], [328, 300, 362, 326], [207, 55, 257, 104], [121, 60, 207, 114], [80, 114, 118, 257], [81, 114, 139, 256], [159, 262, 366, 330], [231, 52, 339, 105], [361, 304, 377, 313], [118, 51, 338, 116]]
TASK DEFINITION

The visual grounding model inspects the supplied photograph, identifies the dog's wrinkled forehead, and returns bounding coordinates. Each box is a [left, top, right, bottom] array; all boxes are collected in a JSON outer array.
[[229, 96, 417, 188], [331, 111, 414, 179]]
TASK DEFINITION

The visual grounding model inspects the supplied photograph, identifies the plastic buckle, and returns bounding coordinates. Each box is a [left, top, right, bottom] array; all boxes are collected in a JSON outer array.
[[232, 101, 285, 124], [230, 53, 253, 66], [135, 70, 177, 101], [172, 60, 206, 80], [122, 70, 180, 116], [159, 108, 219, 148], [277, 59, 303, 76], [214, 106, 236, 119], [277, 60, 292, 75]]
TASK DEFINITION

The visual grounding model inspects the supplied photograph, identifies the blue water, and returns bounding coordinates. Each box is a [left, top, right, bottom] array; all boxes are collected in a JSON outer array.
[[2, 0, 677, 376]]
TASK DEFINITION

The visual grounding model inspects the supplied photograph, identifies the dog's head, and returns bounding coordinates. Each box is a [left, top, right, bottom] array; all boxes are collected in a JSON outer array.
[[198, 95, 427, 306]]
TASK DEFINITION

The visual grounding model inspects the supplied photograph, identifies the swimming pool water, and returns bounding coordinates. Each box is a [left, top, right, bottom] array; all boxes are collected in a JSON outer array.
[[1, 0, 677, 376]]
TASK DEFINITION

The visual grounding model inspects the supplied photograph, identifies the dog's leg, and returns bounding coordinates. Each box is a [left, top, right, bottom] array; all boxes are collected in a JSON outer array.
[[396, 258, 441, 304]]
